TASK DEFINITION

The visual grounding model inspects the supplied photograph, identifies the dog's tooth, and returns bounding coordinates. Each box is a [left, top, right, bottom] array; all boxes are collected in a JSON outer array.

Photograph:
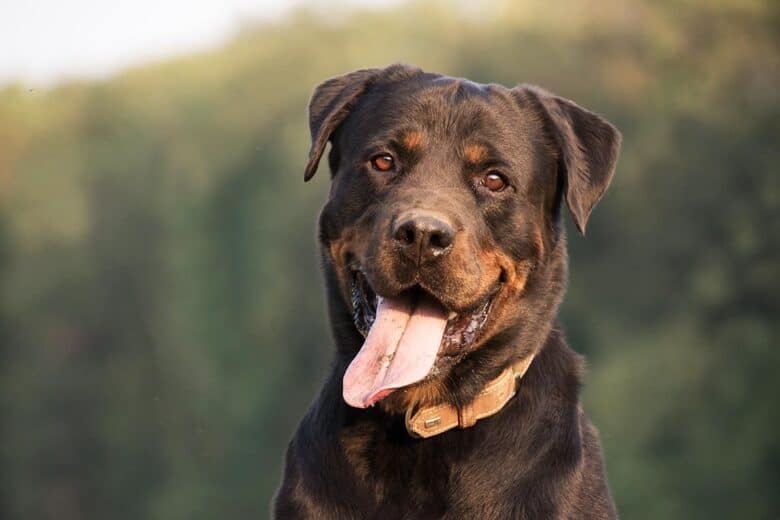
[[448, 311, 457, 320]]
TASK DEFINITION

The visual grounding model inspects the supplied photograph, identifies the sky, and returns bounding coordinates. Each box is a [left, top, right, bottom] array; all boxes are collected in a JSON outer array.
[[0, 0, 402, 87]]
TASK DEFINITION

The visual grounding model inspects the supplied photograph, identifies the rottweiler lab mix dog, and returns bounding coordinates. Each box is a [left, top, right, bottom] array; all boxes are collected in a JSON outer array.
[[274, 64, 621, 519]]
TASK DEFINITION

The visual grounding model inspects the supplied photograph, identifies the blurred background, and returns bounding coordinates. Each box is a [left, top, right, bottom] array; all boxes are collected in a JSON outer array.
[[0, 0, 777, 518]]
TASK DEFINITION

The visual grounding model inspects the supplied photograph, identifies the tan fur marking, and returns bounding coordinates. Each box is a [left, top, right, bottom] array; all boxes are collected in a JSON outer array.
[[328, 235, 355, 305], [380, 379, 448, 415], [402, 131, 424, 150], [340, 424, 385, 501], [533, 229, 545, 260], [464, 143, 489, 164]]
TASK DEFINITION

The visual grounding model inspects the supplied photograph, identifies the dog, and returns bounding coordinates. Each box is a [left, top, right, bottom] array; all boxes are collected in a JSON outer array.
[[274, 64, 621, 519]]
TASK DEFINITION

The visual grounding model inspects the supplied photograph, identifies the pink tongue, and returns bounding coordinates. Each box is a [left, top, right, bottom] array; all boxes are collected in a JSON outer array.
[[343, 291, 449, 408]]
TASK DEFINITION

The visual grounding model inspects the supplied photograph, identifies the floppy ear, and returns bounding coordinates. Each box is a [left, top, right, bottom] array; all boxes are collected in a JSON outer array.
[[517, 85, 621, 233], [303, 68, 383, 182]]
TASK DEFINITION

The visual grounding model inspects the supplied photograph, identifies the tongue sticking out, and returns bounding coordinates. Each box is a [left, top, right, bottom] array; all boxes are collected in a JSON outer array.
[[343, 291, 449, 408]]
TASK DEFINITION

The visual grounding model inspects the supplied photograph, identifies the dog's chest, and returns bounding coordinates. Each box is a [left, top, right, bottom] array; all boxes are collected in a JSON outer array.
[[339, 422, 518, 515]]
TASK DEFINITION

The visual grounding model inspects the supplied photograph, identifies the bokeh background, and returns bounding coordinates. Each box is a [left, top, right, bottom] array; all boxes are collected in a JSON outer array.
[[1, 0, 778, 518]]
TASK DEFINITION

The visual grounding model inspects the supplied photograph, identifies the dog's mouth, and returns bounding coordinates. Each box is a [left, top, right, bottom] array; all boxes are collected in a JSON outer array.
[[351, 272, 494, 354], [344, 270, 498, 408]]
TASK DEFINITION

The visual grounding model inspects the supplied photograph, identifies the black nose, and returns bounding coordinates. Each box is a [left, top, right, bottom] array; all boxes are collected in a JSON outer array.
[[392, 211, 455, 264]]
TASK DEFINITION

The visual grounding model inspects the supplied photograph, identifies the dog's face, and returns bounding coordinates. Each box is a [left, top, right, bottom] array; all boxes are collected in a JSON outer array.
[[305, 65, 620, 412]]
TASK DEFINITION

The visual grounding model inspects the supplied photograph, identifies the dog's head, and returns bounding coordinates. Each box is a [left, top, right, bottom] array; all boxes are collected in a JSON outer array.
[[305, 65, 620, 412]]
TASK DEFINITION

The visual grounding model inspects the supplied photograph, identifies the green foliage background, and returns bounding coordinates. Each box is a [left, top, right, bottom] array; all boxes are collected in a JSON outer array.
[[0, 1, 777, 518]]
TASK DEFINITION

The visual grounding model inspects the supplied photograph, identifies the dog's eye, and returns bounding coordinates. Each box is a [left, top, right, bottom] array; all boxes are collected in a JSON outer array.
[[483, 172, 508, 192], [370, 154, 395, 172]]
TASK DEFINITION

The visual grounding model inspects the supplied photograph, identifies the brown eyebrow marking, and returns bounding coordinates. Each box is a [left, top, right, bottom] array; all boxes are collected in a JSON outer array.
[[464, 143, 489, 164], [402, 130, 425, 150]]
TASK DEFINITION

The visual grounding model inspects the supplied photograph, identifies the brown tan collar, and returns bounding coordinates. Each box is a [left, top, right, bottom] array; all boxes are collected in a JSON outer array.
[[404, 355, 535, 438]]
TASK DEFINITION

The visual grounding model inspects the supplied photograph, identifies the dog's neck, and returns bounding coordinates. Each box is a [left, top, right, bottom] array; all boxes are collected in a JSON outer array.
[[404, 353, 535, 438]]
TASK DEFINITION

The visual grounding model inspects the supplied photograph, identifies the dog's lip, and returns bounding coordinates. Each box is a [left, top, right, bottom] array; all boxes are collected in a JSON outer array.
[[349, 267, 503, 348], [349, 266, 501, 317]]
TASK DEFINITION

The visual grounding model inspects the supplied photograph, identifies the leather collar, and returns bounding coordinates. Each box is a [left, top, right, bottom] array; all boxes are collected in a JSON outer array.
[[404, 355, 535, 438]]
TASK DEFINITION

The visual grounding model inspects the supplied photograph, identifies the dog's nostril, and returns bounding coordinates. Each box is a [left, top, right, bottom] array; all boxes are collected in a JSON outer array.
[[429, 229, 453, 251], [394, 222, 417, 246]]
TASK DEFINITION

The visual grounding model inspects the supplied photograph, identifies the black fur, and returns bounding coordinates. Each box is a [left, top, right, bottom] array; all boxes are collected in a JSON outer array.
[[275, 64, 621, 519]]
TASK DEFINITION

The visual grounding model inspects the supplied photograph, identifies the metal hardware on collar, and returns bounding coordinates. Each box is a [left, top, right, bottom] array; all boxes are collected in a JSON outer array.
[[404, 355, 535, 438], [424, 417, 441, 428]]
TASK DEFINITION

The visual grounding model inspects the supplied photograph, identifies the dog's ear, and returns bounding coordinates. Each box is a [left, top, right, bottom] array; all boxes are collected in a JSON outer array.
[[303, 68, 383, 182], [516, 85, 621, 233]]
